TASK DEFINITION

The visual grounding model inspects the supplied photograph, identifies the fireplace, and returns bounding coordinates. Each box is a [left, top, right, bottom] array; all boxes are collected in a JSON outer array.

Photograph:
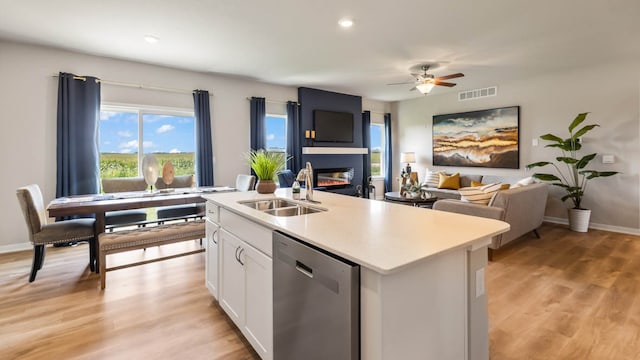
[[314, 167, 354, 190]]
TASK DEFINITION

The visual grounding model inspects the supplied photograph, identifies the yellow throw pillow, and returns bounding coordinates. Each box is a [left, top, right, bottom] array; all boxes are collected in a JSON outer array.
[[438, 173, 460, 189]]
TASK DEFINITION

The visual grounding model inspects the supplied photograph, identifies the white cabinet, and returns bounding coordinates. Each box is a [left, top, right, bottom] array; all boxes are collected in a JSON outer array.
[[219, 229, 245, 325], [219, 228, 273, 360], [205, 218, 219, 299]]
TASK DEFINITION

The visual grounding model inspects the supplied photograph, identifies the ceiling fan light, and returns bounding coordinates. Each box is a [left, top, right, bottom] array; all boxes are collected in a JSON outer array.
[[416, 82, 435, 94]]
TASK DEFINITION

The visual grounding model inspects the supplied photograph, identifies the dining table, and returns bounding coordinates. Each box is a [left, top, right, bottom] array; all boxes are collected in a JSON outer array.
[[47, 186, 235, 271]]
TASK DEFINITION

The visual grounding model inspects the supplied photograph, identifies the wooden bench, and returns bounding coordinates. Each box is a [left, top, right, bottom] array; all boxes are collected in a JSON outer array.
[[98, 219, 205, 289]]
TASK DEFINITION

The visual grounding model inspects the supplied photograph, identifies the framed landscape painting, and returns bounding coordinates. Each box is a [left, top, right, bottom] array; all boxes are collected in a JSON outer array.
[[432, 106, 519, 168]]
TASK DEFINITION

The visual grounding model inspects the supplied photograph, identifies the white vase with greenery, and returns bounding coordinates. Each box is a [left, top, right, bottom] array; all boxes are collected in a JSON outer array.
[[526, 112, 618, 232]]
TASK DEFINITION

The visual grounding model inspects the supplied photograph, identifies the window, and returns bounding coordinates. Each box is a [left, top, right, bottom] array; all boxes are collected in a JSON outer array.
[[99, 105, 195, 179], [265, 114, 287, 171], [370, 123, 385, 177]]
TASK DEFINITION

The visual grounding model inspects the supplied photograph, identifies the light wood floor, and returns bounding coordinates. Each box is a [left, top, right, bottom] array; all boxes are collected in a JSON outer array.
[[1, 223, 639, 359]]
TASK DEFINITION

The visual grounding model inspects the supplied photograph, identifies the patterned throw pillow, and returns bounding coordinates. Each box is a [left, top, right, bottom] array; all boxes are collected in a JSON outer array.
[[438, 173, 460, 189], [458, 183, 502, 205], [423, 169, 442, 188], [472, 180, 510, 190]]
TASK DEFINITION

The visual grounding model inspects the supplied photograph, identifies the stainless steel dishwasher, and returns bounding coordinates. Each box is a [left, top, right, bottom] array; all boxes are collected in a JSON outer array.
[[273, 231, 360, 360]]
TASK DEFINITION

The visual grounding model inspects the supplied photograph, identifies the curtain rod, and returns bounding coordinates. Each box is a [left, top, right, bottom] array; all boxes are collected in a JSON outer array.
[[52, 74, 213, 97], [246, 97, 299, 105]]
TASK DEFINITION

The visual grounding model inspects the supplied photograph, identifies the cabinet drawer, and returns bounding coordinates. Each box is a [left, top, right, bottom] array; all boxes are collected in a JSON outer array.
[[206, 201, 220, 223], [220, 208, 272, 257]]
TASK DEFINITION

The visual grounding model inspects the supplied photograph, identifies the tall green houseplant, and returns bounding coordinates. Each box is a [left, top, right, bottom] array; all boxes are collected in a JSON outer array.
[[526, 113, 617, 231]]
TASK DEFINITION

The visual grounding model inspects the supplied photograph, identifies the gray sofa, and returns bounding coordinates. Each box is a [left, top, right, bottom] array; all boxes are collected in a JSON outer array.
[[431, 177, 548, 259], [422, 174, 521, 200]]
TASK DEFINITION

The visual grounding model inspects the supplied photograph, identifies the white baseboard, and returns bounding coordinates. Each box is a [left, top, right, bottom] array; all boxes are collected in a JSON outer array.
[[0, 242, 32, 254], [544, 216, 640, 236]]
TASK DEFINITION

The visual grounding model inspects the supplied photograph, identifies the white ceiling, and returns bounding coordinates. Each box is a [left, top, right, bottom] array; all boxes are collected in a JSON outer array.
[[1, 0, 639, 101]]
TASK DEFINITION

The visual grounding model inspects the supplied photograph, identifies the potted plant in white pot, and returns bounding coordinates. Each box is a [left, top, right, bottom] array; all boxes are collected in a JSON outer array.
[[526, 112, 618, 232], [246, 149, 288, 194]]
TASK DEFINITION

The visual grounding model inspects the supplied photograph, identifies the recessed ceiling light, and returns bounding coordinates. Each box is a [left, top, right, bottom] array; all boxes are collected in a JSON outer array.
[[338, 18, 353, 28], [144, 35, 159, 44]]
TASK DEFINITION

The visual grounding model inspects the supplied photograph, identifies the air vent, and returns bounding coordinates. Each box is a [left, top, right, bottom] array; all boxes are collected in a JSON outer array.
[[458, 86, 497, 101]]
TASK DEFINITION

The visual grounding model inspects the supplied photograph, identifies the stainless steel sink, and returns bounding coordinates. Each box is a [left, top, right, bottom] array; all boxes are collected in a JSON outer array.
[[263, 205, 325, 217], [239, 198, 326, 217], [239, 199, 298, 210]]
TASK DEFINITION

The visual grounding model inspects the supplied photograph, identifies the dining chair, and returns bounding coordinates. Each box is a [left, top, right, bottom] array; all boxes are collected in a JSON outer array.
[[156, 175, 204, 221], [277, 170, 295, 188], [102, 177, 148, 230], [16, 184, 96, 282], [236, 174, 256, 192]]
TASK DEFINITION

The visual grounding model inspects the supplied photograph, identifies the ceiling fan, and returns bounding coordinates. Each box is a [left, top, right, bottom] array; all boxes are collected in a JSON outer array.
[[388, 64, 464, 94]]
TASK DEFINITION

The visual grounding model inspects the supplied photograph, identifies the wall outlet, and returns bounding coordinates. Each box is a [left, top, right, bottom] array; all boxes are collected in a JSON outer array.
[[602, 155, 615, 164], [532, 138, 539, 147]]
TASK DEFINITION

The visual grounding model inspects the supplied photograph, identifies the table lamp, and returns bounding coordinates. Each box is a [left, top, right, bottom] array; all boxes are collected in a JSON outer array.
[[400, 152, 416, 174]]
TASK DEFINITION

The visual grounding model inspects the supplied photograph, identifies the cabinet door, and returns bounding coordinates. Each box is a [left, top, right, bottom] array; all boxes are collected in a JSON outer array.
[[241, 242, 273, 360], [205, 219, 220, 299], [219, 229, 245, 327]]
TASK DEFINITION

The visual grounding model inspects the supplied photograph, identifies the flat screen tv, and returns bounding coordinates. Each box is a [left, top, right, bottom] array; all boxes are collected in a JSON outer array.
[[313, 110, 354, 143]]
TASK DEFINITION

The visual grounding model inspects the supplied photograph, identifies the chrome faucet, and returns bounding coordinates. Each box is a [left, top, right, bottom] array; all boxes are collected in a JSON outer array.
[[296, 162, 316, 202]]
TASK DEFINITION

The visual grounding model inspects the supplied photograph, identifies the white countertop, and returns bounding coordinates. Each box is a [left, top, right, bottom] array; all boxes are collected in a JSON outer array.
[[204, 189, 509, 274]]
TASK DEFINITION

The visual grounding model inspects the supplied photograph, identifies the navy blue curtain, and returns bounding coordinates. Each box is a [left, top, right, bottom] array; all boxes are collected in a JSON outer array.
[[384, 113, 393, 193], [250, 97, 266, 151], [56, 72, 100, 198], [194, 90, 214, 186], [362, 111, 371, 199], [286, 101, 301, 172]]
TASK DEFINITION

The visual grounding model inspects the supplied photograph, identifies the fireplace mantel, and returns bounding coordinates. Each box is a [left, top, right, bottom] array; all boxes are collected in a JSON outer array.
[[302, 147, 368, 155]]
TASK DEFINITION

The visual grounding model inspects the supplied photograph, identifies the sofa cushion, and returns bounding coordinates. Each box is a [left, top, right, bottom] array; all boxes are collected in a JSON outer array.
[[458, 183, 502, 205], [438, 173, 460, 189], [459, 174, 483, 188], [423, 169, 443, 188]]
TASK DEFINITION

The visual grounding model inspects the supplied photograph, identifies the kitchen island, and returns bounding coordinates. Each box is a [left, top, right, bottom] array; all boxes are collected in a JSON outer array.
[[203, 188, 509, 360]]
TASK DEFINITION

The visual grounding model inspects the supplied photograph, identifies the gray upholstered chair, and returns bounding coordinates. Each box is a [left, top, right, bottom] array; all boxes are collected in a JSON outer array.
[[156, 175, 204, 221], [102, 177, 149, 229], [236, 174, 256, 192], [16, 184, 96, 282]]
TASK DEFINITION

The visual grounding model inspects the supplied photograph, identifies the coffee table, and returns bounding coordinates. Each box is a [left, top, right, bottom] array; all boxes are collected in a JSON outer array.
[[384, 191, 438, 208]]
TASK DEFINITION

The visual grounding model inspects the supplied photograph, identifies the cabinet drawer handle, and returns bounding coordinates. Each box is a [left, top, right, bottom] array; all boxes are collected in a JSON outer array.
[[237, 248, 245, 266]]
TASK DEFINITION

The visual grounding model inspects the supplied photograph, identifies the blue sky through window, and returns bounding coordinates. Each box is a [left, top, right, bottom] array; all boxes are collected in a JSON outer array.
[[265, 115, 286, 150], [100, 111, 195, 153]]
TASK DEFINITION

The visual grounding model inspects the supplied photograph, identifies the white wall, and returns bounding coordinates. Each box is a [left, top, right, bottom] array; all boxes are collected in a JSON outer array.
[[392, 61, 640, 233], [0, 40, 391, 251]]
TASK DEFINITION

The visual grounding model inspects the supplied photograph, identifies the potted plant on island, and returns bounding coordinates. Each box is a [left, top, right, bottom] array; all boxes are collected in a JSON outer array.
[[246, 149, 288, 194], [526, 112, 618, 232]]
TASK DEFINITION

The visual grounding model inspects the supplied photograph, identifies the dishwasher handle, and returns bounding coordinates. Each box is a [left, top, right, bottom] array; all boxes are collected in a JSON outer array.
[[295, 260, 314, 278]]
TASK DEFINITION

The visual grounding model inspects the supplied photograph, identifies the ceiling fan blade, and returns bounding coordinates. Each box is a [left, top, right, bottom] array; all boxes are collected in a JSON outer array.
[[409, 87, 417, 91], [435, 73, 464, 81], [434, 81, 457, 87], [387, 81, 416, 85]]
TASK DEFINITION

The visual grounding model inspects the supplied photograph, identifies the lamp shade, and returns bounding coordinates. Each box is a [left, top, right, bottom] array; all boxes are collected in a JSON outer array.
[[416, 81, 435, 94], [400, 152, 416, 163]]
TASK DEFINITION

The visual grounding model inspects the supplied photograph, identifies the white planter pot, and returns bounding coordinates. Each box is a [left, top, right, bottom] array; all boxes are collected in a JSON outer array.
[[568, 208, 591, 232]]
